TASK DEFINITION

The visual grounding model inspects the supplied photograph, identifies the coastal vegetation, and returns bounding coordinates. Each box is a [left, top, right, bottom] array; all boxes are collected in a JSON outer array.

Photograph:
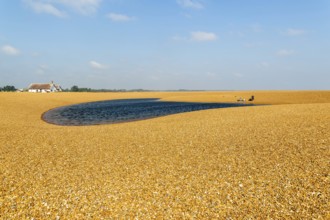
[[0, 85, 16, 92], [68, 85, 150, 93]]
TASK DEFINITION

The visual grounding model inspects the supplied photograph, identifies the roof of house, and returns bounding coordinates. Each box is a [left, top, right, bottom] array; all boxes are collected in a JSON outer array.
[[28, 83, 51, 90], [54, 84, 62, 90], [28, 82, 62, 91]]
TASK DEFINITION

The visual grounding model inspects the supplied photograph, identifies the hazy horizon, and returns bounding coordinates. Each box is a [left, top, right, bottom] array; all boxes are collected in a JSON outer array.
[[1, 0, 329, 90]]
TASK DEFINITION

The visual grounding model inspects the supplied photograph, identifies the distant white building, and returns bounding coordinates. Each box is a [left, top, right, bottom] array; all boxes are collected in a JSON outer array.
[[28, 81, 62, 93]]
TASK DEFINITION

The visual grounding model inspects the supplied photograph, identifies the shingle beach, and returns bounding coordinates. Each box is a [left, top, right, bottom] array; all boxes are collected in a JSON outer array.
[[1, 91, 329, 219]]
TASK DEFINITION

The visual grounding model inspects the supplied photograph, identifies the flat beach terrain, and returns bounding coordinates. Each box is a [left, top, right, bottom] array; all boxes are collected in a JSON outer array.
[[1, 91, 329, 219]]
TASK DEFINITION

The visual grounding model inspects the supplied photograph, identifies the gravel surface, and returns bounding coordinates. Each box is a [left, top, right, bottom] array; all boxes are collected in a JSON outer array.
[[1, 91, 329, 219]]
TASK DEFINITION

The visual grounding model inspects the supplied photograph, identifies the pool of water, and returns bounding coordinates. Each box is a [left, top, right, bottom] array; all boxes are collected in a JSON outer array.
[[42, 98, 253, 126]]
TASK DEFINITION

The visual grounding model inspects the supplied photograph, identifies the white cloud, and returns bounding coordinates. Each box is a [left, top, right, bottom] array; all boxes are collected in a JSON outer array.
[[191, 31, 217, 41], [2, 45, 21, 56], [277, 49, 295, 56], [23, 0, 102, 16], [57, 0, 102, 15], [284, 28, 306, 36], [107, 13, 135, 22], [23, 0, 67, 17], [89, 61, 107, 69], [177, 0, 203, 9]]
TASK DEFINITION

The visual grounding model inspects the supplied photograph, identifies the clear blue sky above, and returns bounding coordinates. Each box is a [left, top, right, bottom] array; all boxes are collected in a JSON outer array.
[[1, 0, 329, 90]]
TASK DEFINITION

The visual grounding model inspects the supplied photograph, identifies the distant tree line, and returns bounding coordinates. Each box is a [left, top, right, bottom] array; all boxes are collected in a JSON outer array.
[[0, 84, 202, 93], [69, 85, 91, 92], [68, 85, 150, 92], [0, 85, 17, 92]]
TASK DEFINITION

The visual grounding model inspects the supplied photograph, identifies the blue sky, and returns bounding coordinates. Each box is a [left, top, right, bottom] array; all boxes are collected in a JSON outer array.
[[0, 0, 329, 90]]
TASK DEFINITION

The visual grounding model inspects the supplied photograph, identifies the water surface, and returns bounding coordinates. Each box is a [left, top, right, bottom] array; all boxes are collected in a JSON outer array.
[[42, 98, 252, 126]]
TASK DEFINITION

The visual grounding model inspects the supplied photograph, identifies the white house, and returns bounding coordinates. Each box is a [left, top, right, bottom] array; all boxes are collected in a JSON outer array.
[[28, 81, 62, 93]]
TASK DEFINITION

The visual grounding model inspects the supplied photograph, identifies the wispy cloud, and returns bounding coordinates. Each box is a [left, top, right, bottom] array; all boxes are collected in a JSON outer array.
[[36, 64, 49, 75], [191, 31, 217, 41], [107, 13, 135, 22], [205, 72, 218, 78], [257, 62, 270, 68], [233, 72, 243, 78], [172, 35, 186, 41], [277, 49, 295, 56], [89, 61, 108, 69], [177, 0, 204, 9], [23, 0, 66, 17], [23, 0, 102, 17], [57, 0, 102, 15], [260, 62, 270, 67], [250, 23, 262, 33], [244, 42, 263, 48], [2, 45, 21, 56], [284, 28, 306, 36]]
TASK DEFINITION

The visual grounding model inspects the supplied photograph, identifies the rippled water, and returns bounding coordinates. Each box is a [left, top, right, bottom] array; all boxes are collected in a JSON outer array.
[[42, 98, 252, 126]]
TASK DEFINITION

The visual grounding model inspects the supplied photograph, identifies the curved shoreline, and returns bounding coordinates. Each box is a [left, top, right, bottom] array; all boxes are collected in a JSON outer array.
[[42, 98, 254, 126]]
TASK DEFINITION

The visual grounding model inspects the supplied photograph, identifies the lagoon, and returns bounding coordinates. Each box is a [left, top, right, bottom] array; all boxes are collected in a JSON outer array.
[[42, 98, 252, 126]]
